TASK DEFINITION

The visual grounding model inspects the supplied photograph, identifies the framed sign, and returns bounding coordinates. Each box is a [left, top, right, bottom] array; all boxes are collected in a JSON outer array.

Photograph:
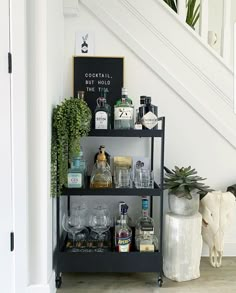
[[73, 56, 124, 127]]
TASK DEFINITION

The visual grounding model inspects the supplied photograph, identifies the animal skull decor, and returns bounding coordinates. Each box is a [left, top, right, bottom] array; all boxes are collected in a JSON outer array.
[[199, 191, 236, 268]]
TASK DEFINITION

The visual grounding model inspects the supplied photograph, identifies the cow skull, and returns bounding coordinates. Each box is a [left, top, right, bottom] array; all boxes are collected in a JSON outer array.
[[199, 191, 235, 268]]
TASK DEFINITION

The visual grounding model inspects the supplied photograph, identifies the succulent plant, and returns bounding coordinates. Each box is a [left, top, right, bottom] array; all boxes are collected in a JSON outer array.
[[164, 166, 213, 199]]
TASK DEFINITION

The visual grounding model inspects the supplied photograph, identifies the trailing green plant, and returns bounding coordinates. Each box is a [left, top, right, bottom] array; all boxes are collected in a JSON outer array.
[[163, 0, 200, 29], [164, 166, 212, 199], [51, 97, 92, 196]]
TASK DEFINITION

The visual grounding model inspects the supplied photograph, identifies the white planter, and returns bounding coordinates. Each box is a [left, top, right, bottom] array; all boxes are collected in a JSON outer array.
[[168, 192, 200, 216]]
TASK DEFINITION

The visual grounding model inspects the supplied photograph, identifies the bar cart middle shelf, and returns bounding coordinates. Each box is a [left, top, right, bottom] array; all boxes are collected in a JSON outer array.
[[54, 117, 165, 289]]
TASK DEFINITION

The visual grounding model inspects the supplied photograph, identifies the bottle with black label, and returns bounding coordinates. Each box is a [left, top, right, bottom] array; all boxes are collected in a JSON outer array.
[[139, 97, 158, 130], [94, 90, 111, 129]]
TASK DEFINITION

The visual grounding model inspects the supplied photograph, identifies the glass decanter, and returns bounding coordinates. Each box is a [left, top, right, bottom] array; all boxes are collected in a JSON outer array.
[[90, 146, 112, 188]]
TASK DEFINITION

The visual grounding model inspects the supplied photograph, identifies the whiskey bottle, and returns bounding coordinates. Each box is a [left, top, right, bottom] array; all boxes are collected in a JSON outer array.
[[115, 204, 132, 252], [139, 97, 158, 130], [135, 197, 158, 252], [114, 88, 134, 129], [94, 89, 111, 129]]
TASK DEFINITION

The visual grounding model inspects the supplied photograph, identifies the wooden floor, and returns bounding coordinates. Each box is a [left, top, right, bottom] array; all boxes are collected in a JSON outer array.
[[57, 257, 236, 293]]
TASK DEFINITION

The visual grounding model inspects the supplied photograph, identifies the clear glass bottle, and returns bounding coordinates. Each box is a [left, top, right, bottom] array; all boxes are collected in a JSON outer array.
[[94, 89, 111, 129], [90, 146, 112, 188], [68, 157, 85, 188], [114, 88, 134, 129], [135, 196, 158, 252], [139, 96, 158, 130], [115, 204, 132, 252]]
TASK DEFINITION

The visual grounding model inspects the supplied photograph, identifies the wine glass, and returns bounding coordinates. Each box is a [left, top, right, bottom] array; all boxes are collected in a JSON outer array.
[[89, 204, 111, 241], [62, 204, 88, 251]]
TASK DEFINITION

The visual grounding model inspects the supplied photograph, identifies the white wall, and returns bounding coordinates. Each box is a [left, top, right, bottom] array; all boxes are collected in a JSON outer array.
[[27, 0, 64, 290], [64, 3, 236, 255]]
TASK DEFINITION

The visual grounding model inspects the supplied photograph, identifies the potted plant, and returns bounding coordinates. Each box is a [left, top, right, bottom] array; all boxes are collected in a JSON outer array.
[[164, 166, 212, 216], [163, 0, 200, 30], [51, 95, 92, 196]]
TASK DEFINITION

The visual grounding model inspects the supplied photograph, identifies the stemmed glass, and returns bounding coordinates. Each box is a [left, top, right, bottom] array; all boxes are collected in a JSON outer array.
[[62, 204, 88, 251], [89, 204, 111, 241]]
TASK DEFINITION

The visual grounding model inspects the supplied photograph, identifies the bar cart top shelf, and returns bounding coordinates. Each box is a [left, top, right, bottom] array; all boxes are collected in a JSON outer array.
[[88, 129, 163, 137]]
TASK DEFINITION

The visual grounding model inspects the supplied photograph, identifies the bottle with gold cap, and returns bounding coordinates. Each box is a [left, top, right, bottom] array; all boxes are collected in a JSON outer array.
[[90, 146, 112, 188]]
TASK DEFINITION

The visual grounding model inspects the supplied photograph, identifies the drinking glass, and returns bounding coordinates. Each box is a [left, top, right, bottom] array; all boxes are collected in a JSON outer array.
[[115, 166, 132, 188], [135, 169, 154, 188]]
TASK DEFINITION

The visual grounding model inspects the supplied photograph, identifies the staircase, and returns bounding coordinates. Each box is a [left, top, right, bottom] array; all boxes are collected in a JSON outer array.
[[72, 0, 235, 149]]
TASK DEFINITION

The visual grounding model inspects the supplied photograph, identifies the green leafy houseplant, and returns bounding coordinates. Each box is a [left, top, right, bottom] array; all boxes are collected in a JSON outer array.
[[51, 96, 92, 196], [163, 0, 200, 29], [164, 166, 212, 199]]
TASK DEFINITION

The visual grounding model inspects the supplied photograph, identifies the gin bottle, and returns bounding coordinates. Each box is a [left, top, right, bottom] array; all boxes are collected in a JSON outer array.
[[115, 204, 132, 252], [135, 197, 158, 252], [114, 88, 134, 129], [139, 97, 158, 130], [68, 157, 85, 188], [94, 89, 111, 129]]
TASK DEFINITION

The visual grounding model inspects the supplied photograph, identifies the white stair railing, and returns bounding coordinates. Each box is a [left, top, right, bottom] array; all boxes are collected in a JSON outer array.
[[221, 0, 232, 65], [199, 0, 208, 43], [177, 0, 186, 21], [174, 0, 233, 68]]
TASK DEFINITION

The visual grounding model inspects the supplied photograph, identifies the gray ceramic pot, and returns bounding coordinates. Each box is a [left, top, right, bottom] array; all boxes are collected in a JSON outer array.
[[168, 192, 199, 216]]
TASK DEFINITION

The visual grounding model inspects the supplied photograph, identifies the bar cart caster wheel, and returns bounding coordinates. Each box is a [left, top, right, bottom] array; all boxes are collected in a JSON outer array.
[[56, 275, 62, 289], [158, 277, 163, 287]]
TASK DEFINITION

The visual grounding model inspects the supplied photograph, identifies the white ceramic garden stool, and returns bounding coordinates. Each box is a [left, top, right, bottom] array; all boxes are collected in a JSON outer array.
[[163, 212, 202, 282]]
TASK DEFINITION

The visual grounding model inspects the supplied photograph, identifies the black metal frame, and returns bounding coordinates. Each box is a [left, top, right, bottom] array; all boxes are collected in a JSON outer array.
[[54, 117, 165, 288]]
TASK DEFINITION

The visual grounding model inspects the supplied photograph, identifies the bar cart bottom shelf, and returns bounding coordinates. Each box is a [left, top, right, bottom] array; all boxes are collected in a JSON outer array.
[[55, 251, 163, 288]]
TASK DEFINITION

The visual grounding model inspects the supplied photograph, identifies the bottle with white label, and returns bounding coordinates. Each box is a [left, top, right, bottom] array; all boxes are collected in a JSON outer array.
[[114, 88, 134, 129], [94, 91, 111, 129], [68, 157, 85, 188], [139, 97, 158, 130]]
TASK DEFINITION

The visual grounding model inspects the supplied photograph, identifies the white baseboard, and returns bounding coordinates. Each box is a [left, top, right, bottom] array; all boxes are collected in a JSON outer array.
[[27, 272, 56, 293], [202, 242, 236, 256]]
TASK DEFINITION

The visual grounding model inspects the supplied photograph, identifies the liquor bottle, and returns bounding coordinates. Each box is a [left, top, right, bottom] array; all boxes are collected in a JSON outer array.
[[68, 157, 85, 188], [115, 204, 132, 252], [90, 146, 112, 188], [94, 145, 111, 166], [139, 97, 158, 130], [135, 197, 158, 252], [114, 88, 134, 129], [94, 89, 111, 129], [115, 202, 133, 244]]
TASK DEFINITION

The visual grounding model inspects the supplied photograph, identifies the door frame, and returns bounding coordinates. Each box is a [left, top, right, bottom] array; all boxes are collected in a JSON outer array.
[[10, 0, 28, 291]]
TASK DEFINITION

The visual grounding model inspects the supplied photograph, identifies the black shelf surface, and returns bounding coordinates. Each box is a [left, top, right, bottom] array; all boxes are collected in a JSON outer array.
[[88, 129, 163, 137], [56, 250, 161, 273], [61, 180, 161, 196]]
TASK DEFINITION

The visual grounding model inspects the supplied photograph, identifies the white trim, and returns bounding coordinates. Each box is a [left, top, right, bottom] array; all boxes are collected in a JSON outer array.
[[27, 272, 56, 293], [63, 0, 79, 17], [11, 0, 28, 291], [221, 0, 232, 65], [81, 0, 236, 149]]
